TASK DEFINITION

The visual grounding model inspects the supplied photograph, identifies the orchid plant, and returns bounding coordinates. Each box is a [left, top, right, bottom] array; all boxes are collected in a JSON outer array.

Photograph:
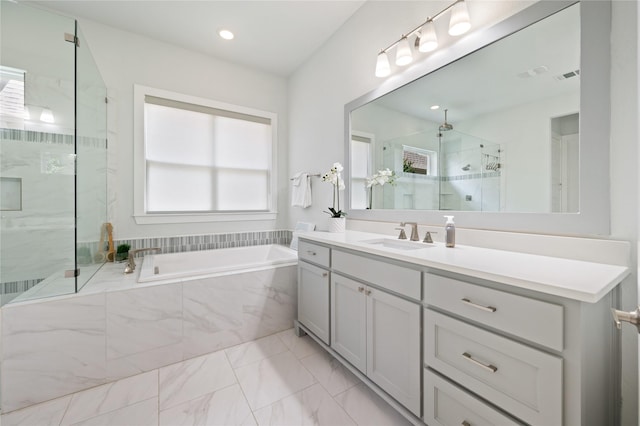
[[322, 162, 346, 217], [366, 168, 397, 188], [365, 168, 397, 209]]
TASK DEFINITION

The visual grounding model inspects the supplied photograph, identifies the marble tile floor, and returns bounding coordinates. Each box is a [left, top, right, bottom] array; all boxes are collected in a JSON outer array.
[[1, 328, 412, 426]]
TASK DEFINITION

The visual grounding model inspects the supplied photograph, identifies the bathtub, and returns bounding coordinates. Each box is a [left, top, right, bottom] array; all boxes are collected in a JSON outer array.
[[2, 243, 300, 411], [138, 243, 297, 283]]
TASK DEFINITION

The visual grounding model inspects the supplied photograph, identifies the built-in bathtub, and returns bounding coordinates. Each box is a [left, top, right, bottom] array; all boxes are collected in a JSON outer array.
[[1, 243, 299, 413], [138, 244, 297, 283]]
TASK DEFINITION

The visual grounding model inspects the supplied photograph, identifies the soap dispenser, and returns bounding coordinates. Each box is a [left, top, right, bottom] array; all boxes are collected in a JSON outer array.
[[444, 215, 455, 248]]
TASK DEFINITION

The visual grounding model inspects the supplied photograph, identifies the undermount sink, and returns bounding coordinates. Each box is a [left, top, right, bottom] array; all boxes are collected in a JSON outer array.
[[360, 238, 431, 251]]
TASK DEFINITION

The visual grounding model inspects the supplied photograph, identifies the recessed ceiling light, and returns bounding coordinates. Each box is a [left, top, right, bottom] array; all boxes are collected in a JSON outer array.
[[430, 105, 440, 110], [219, 30, 234, 40]]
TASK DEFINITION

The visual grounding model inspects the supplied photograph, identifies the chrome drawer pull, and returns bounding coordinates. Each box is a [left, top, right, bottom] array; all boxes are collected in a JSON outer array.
[[461, 298, 497, 313], [462, 421, 471, 426], [306, 250, 316, 256], [462, 352, 498, 373]]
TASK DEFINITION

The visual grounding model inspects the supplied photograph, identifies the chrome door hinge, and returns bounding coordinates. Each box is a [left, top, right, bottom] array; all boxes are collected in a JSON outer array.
[[65, 269, 80, 278], [64, 33, 79, 46]]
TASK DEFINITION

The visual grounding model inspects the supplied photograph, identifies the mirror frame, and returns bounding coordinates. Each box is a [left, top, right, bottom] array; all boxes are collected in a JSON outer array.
[[344, 0, 611, 236]]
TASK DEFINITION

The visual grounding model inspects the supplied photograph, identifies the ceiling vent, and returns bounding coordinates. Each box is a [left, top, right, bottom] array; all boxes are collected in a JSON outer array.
[[554, 69, 580, 81]]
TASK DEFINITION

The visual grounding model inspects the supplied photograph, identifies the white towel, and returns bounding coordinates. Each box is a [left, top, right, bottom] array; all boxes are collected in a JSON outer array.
[[291, 172, 312, 208]]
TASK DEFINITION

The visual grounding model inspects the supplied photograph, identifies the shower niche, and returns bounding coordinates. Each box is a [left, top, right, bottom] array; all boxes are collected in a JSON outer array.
[[0, 2, 107, 305]]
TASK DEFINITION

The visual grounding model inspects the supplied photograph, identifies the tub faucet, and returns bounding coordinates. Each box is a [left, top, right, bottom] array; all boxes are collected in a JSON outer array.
[[124, 247, 161, 274], [400, 222, 419, 241]]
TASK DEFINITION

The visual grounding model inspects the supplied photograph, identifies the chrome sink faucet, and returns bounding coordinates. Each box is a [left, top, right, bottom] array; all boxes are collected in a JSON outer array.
[[400, 222, 419, 241], [124, 247, 161, 274]]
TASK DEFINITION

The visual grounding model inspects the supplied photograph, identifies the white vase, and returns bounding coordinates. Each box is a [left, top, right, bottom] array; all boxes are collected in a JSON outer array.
[[328, 217, 346, 233]]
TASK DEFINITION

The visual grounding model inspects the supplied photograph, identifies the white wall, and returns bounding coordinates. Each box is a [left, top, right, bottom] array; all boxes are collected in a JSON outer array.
[[288, 0, 532, 231], [76, 19, 289, 240]]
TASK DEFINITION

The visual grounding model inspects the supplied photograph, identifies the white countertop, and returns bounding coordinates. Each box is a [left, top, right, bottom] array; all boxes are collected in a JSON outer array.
[[297, 230, 630, 303]]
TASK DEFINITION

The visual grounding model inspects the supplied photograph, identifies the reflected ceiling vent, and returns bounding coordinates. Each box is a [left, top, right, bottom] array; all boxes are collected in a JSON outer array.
[[554, 69, 580, 81], [516, 65, 548, 78]]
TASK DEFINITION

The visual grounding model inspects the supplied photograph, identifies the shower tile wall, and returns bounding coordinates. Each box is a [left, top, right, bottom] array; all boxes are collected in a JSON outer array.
[[1, 130, 76, 304], [441, 142, 501, 212]]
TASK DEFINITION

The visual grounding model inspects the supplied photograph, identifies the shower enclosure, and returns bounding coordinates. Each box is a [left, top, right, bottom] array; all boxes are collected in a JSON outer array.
[[378, 128, 502, 211], [0, 2, 107, 305]]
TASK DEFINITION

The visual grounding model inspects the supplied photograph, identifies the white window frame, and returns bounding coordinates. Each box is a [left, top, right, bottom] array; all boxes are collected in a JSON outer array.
[[133, 84, 277, 224]]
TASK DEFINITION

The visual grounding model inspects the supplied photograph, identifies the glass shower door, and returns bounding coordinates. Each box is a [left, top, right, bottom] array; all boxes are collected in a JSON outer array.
[[0, 2, 77, 305], [75, 24, 107, 292]]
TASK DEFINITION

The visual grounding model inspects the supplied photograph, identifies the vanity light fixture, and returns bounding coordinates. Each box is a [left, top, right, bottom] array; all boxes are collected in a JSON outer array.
[[375, 0, 471, 77]]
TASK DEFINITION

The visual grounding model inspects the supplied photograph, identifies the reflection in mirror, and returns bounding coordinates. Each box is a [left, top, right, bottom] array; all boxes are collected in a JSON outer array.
[[350, 2, 579, 214]]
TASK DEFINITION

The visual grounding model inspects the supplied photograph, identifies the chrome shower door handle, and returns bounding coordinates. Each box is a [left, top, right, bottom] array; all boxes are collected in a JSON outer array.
[[612, 307, 640, 333]]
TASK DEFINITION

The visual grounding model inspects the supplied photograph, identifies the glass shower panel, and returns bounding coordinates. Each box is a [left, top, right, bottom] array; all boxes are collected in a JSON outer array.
[[75, 25, 107, 292], [439, 130, 502, 212], [0, 2, 76, 305]]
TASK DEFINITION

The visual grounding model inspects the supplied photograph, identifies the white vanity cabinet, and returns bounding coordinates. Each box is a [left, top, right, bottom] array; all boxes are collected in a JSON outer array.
[[423, 271, 617, 426], [297, 240, 330, 344], [295, 231, 628, 426], [331, 272, 421, 416]]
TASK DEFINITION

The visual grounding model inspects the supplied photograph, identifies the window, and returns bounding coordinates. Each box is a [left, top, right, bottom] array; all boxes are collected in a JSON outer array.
[[350, 134, 373, 209], [402, 145, 437, 176], [134, 85, 277, 224]]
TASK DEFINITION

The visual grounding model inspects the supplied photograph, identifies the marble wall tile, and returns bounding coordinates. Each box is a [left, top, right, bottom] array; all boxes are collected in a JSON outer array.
[[60, 370, 157, 425], [1, 294, 107, 412], [240, 267, 297, 342], [182, 277, 244, 359], [253, 383, 356, 426], [158, 350, 237, 410], [69, 398, 158, 426], [159, 384, 255, 426], [106, 285, 182, 380], [234, 350, 316, 410], [1, 395, 71, 426]]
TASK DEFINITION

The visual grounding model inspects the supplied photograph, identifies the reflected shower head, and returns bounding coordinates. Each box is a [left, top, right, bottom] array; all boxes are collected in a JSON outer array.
[[439, 109, 453, 132]]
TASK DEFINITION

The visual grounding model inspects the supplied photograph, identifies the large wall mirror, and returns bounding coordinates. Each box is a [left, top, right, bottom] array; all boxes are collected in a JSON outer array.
[[345, 0, 611, 236]]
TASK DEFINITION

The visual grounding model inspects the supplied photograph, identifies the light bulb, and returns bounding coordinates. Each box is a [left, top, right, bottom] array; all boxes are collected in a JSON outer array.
[[395, 36, 413, 66], [375, 51, 391, 77], [449, 0, 471, 36], [218, 29, 234, 40], [40, 107, 54, 123], [418, 20, 438, 52]]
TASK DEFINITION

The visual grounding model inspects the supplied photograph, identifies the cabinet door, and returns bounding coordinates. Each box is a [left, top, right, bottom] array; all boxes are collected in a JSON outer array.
[[331, 273, 367, 373], [298, 261, 330, 344], [367, 287, 421, 416]]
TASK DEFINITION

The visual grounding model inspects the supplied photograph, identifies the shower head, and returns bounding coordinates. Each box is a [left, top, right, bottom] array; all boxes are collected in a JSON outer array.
[[439, 109, 453, 132]]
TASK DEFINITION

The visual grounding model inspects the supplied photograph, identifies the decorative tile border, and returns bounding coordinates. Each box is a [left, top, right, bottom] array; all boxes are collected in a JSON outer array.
[[442, 171, 501, 181], [2, 278, 44, 297], [114, 229, 293, 254], [0, 129, 105, 148]]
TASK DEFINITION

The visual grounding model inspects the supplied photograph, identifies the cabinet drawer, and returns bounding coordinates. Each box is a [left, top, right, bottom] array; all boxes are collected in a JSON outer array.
[[332, 250, 421, 300], [425, 309, 562, 426], [298, 240, 330, 267], [424, 369, 523, 426], [424, 273, 563, 351]]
